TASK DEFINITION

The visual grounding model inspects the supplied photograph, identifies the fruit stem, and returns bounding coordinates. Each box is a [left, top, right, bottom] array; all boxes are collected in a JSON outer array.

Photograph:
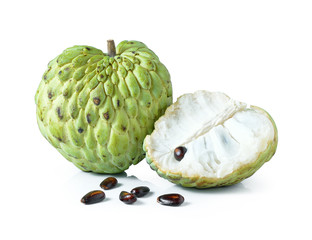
[[107, 39, 116, 57]]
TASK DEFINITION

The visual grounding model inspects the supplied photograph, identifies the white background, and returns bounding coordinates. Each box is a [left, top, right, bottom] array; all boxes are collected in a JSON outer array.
[[1, 0, 311, 239]]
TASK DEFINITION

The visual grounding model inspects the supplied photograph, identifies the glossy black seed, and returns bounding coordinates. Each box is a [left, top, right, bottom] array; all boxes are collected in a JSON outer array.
[[100, 177, 118, 190], [157, 193, 184, 206], [131, 186, 150, 197], [119, 191, 137, 204], [81, 190, 105, 204], [174, 146, 187, 161]]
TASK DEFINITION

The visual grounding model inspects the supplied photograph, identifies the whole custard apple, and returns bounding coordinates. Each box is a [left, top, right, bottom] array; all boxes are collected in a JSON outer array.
[[35, 40, 172, 173]]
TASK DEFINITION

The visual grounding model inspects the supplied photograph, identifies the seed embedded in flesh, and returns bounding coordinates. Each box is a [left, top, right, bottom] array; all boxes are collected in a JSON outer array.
[[100, 177, 118, 190], [174, 146, 187, 161], [119, 191, 137, 204], [130, 186, 150, 197], [157, 193, 184, 206], [81, 190, 105, 204]]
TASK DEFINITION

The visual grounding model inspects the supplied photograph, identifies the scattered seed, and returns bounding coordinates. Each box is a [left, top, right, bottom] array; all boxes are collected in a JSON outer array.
[[100, 177, 118, 190], [119, 191, 137, 204], [174, 146, 187, 161], [131, 186, 150, 197], [81, 190, 105, 204], [157, 193, 184, 206]]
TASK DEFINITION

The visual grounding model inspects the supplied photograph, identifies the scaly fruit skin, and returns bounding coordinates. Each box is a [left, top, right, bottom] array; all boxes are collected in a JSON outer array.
[[143, 93, 278, 188], [35, 40, 172, 173]]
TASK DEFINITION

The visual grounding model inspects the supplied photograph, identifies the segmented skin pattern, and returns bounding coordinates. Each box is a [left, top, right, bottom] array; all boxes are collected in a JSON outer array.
[[35, 41, 172, 173]]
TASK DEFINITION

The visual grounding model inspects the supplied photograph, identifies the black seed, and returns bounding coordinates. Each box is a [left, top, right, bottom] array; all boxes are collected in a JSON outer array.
[[81, 190, 105, 204], [48, 92, 52, 99], [86, 47, 91, 50], [58, 71, 62, 75], [174, 146, 187, 161], [117, 100, 120, 107], [86, 114, 91, 123], [56, 107, 63, 119], [93, 97, 101, 105], [100, 177, 118, 190], [132, 51, 135, 54], [119, 191, 137, 204], [157, 193, 184, 206], [103, 112, 109, 120], [131, 186, 150, 198], [78, 128, 83, 133]]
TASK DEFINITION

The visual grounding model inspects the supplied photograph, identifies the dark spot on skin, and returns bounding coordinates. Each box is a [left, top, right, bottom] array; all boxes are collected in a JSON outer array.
[[86, 47, 91, 50], [132, 51, 135, 54], [117, 100, 120, 107], [147, 102, 151, 107], [44, 75, 47, 80], [129, 42, 134, 44], [102, 155, 106, 158], [93, 97, 101, 105], [86, 114, 91, 123], [100, 74, 104, 78], [103, 112, 109, 120], [122, 126, 126, 131], [56, 107, 63, 119], [78, 128, 84, 133], [48, 92, 52, 99], [58, 71, 62, 75], [57, 137, 62, 142], [63, 90, 68, 97], [117, 57, 121, 59], [132, 158, 135, 160], [65, 67, 70, 71], [56, 60, 59, 63]]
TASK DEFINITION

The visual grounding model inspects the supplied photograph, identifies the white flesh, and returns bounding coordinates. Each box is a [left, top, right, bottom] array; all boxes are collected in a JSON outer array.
[[145, 91, 274, 178]]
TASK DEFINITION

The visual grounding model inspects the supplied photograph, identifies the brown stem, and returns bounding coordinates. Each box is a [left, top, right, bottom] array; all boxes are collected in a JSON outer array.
[[107, 39, 116, 57]]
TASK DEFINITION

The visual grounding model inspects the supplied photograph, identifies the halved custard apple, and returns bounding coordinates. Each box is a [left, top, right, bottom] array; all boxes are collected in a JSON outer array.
[[143, 91, 278, 188]]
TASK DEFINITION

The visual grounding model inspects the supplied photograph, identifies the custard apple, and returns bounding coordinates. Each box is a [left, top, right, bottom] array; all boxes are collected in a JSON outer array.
[[35, 40, 172, 173], [144, 91, 278, 188]]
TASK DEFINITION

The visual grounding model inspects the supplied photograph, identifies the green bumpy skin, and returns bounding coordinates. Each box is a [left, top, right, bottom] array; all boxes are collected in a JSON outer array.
[[35, 40, 172, 173]]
